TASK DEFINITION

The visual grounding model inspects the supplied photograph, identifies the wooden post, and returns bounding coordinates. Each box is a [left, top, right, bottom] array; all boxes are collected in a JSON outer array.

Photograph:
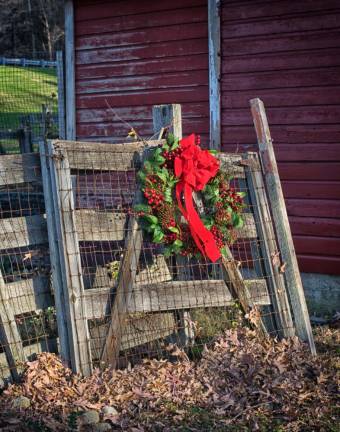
[[0, 272, 24, 381], [56, 51, 66, 140], [45, 140, 92, 374], [64, 1, 76, 140], [245, 153, 295, 338], [208, 0, 221, 150], [39, 140, 71, 365], [101, 218, 142, 367], [152, 104, 195, 346], [18, 124, 33, 154], [250, 98, 316, 354]]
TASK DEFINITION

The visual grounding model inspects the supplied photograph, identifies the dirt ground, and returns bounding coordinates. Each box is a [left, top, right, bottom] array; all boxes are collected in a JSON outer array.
[[0, 325, 338, 432]]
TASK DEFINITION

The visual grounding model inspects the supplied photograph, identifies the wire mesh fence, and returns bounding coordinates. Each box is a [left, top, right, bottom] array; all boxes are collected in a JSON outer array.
[[0, 137, 298, 381], [0, 53, 59, 154]]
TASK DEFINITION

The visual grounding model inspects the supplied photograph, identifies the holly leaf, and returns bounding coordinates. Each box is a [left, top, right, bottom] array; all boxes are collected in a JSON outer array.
[[209, 149, 218, 155], [133, 204, 151, 213], [167, 133, 175, 145], [170, 138, 179, 151], [143, 160, 153, 173], [237, 191, 246, 198], [202, 216, 214, 229], [168, 226, 179, 234], [157, 168, 169, 183], [164, 188, 172, 203], [221, 247, 227, 258]]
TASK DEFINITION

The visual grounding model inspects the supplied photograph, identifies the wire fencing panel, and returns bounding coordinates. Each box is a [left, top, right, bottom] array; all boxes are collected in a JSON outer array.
[[43, 139, 296, 374], [0, 55, 59, 154], [0, 153, 57, 382]]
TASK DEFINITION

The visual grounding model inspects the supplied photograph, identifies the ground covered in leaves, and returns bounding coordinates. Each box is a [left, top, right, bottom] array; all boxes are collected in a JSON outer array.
[[0, 327, 338, 431]]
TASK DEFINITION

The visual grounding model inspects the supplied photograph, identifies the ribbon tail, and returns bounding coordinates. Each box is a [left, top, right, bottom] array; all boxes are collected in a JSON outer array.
[[184, 184, 221, 262]]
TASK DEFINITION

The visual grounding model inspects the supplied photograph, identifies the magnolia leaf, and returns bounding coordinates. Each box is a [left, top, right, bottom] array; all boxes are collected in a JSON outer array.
[[173, 239, 183, 248], [143, 214, 158, 224], [153, 231, 164, 243], [232, 213, 244, 229]]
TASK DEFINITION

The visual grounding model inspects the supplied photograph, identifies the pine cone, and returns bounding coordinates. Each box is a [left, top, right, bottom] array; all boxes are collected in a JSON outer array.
[[215, 208, 232, 225], [158, 203, 175, 229]]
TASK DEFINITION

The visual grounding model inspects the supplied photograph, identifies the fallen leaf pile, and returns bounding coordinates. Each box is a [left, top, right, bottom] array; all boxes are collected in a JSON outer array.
[[0, 326, 338, 431]]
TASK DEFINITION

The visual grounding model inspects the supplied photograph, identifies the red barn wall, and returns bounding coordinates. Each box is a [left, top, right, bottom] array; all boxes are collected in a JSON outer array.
[[74, 0, 209, 143], [73, 0, 340, 275], [220, 0, 340, 275]]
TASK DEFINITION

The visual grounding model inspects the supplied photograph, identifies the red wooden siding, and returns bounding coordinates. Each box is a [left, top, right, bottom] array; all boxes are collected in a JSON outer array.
[[221, 0, 340, 274], [74, 0, 209, 144]]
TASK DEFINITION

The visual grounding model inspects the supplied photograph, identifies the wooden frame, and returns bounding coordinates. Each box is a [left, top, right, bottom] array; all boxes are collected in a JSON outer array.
[[250, 98, 316, 354]]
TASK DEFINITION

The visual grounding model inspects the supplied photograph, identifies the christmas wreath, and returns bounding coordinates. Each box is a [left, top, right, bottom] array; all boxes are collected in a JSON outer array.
[[134, 133, 245, 262]]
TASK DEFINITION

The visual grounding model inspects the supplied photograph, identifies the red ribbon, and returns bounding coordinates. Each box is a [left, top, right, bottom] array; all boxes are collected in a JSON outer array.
[[174, 134, 221, 262]]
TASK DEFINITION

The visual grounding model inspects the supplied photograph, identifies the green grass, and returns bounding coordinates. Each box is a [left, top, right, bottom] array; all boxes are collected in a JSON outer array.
[[0, 65, 58, 153]]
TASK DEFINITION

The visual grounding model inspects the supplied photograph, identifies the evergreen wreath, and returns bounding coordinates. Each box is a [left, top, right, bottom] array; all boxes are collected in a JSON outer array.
[[134, 133, 245, 261]]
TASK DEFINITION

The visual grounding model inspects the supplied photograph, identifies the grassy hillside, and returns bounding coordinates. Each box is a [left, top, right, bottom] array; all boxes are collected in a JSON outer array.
[[0, 65, 58, 152]]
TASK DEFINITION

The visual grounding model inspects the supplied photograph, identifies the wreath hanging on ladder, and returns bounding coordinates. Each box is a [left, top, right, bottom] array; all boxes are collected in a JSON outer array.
[[134, 133, 245, 261]]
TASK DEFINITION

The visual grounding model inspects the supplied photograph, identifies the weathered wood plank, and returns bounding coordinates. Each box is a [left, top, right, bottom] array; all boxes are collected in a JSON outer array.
[[0, 210, 126, 251], [0, 215, 47, 249], [5, 276, 53, 315], [245, 152, 295, 338], [217, 153, 245, 178], [85, 279, 269, 318], [75, 210, 126, 242], [0, 153, 41, 186], [89, 312, 176, 358], [250, 98, 315, 354], [208, 0, 221, 150], [47, 141, 92, 375], [52, 139, 164, 170], [100, 217, 143, 368]]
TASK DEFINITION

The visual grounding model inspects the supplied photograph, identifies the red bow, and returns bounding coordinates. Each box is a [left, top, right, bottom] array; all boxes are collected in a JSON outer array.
[[174, 134, 221, 262]]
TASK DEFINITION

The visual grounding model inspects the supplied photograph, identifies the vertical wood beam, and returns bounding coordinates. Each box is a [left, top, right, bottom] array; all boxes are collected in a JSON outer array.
[[64, 1, 76, 140], [250, 98, 316, 354], [245, 153, 295, 338], [39, 140, 71, 364], [56, 51, 66, 140], [208, 0, 221, 150], [46, 140, 92, 374]]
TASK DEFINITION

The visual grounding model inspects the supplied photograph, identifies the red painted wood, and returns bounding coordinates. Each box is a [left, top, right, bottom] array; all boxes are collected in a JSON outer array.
[[222, 86, 340, 108], [74, 0, 209, 148], [222, 30, 340, 57], [76, 6, 207, 36], [221, 0, 340, 274], [222, 68, 340, 91], [222, 106, 340, 126], [297, 254, 340, 275], [282, 181, 340, 199], [75, 0, 205, 22], [221, 124, 340, 145], [76, 55, 209, 80], [222, 0, 340, 22], [290, 217, 340, 237], [286, 199, 340, 218], [294, 235, 340, 256], [76, 22, 207, 51], [278, 163, 340, 181]]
